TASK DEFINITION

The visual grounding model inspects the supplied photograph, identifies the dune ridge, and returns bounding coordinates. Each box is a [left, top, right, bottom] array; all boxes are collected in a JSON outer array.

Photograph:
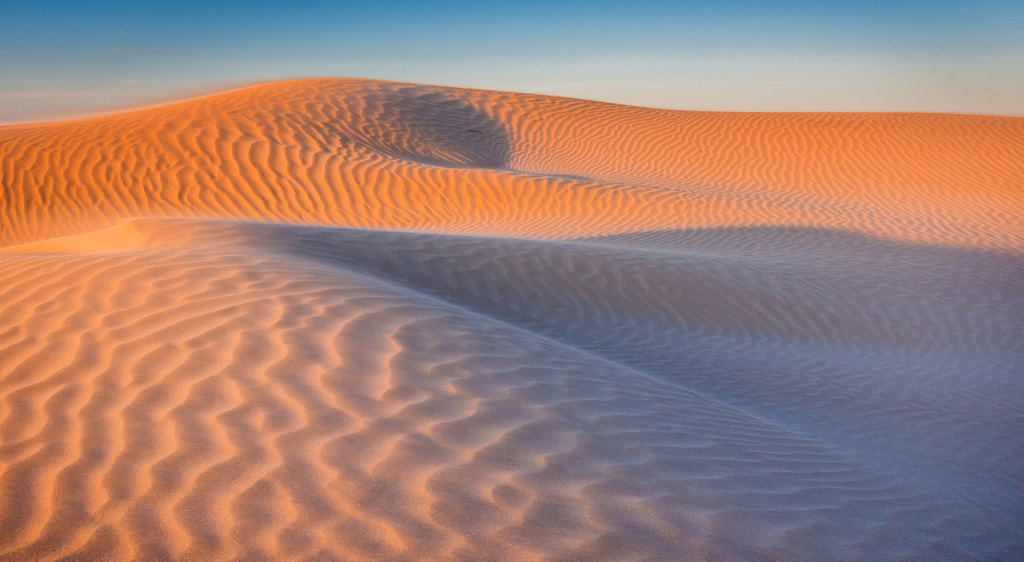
[[2, 79, 1023, 249], [1, 79, 1022, 559]]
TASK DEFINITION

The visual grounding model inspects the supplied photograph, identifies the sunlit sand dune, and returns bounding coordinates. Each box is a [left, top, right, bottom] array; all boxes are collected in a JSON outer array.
[[1, 79, 1022, 559], [2, 79, 1023, 248]]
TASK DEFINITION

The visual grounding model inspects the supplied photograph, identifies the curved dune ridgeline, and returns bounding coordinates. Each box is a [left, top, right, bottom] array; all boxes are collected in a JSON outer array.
[[1, 79, 1022, 559], [2, 78, 1023, 248]]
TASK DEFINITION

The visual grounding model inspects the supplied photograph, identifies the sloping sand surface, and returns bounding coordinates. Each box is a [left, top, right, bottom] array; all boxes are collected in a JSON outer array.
[[1, 79, 1022, 559]]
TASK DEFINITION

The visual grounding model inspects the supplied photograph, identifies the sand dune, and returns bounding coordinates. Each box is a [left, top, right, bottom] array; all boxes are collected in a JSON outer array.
[[1, 79, 1022, 559], [3, 79, 1023, 248]]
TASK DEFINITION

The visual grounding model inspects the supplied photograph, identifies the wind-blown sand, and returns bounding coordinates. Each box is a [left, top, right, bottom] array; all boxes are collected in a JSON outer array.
[[1, 79, 1022, 560]]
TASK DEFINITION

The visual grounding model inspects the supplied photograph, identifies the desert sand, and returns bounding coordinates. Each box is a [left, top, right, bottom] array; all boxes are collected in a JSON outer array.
[[0, 78, 1022, 560]]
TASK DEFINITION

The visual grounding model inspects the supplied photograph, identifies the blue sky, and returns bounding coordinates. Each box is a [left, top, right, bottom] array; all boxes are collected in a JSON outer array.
[[2, 0, 1023, 122]]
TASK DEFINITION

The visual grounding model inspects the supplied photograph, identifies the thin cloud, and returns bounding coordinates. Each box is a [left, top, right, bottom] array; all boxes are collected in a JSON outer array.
[[0, 90, 108, 98]]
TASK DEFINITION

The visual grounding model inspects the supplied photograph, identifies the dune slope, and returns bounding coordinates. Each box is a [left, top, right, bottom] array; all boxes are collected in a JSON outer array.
[[1, 79, 1022, 560]]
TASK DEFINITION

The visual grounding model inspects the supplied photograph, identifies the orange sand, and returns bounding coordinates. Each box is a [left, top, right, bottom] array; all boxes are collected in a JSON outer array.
[[1, 79, 1022, 559]]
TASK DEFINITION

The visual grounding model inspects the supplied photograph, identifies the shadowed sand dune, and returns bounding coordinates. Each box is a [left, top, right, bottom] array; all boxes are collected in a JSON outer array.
[[1, 79, 1023, 559]]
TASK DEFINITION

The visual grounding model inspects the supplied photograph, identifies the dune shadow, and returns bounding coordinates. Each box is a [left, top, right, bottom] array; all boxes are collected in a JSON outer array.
[[313, 83, 512, 170], [573, 225, 1024, 262]]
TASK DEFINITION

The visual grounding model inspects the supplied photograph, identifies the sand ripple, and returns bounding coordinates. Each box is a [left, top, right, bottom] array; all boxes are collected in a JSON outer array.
[[1, 80, 1022, 559]]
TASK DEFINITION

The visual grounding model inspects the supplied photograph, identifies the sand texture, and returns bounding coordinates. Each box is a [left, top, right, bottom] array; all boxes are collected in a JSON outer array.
[[1, 79, 1022, 560]]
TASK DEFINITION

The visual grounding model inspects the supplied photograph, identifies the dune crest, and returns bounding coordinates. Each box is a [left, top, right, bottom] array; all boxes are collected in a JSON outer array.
[[2, 79, 1022, 249], [2, 222, 148, 255], [1, 80, 1022, 560]]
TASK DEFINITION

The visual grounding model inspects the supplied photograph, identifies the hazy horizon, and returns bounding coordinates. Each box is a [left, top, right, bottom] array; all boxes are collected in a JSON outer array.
[[2, 0, 1023, 123]]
